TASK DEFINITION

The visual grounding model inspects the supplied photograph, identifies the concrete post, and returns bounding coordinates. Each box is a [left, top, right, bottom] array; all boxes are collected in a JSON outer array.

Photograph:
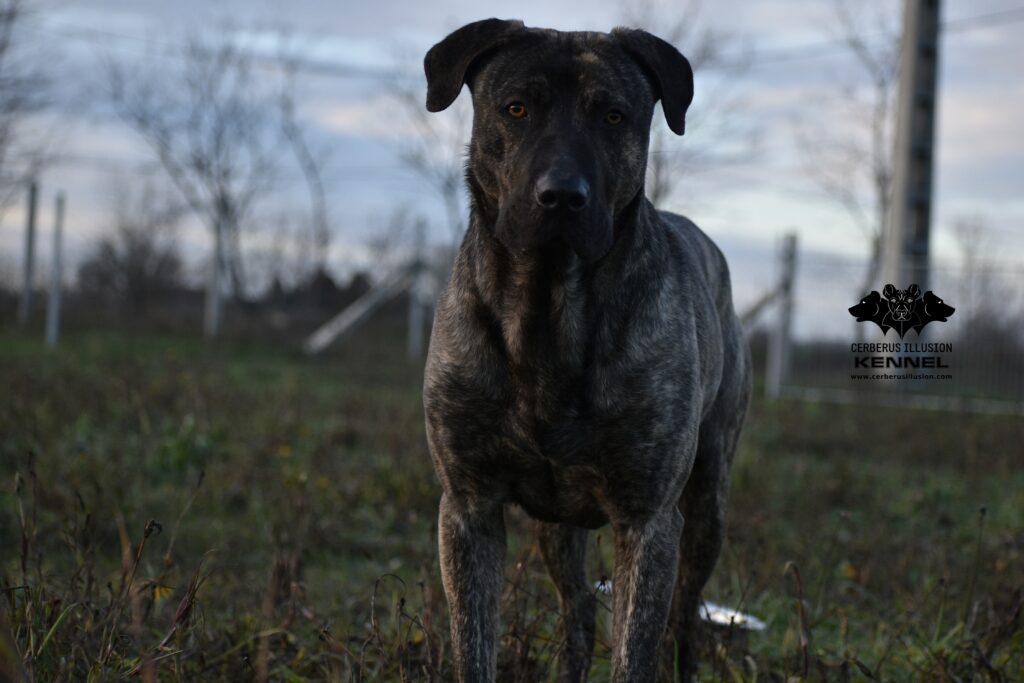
[[407, 219, 427, 359], [767, 233, 798, 399], [18, 181, 38, 326], [45, 193, 65, 347], [882, 0, 941, 292]]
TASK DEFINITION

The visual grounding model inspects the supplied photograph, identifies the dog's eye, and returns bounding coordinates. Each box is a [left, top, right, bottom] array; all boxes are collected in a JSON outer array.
[[605, 110, 624, 125], [507, 102, 527, 119]]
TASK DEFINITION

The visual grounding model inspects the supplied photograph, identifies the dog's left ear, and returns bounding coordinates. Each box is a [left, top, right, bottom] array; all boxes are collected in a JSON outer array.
[[611, 28, 694, 135], [424, 18, 526, 112]]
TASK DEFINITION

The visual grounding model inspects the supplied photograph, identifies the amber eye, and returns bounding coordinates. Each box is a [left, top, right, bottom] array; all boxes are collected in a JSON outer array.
[[606, 110, 624, 125], [507, 102, 527, 118]]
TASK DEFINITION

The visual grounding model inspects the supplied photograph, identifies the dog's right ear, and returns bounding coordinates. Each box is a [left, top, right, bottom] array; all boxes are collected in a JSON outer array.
[[883, 284, 897, 299], [424, 18, 526, 112]]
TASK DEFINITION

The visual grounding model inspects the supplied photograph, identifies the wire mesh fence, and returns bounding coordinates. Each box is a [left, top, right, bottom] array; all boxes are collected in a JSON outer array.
[[764, 247, 1024, 415]]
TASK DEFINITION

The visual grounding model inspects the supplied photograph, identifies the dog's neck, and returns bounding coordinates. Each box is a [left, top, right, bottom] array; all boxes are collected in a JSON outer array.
[[462, 179, 657, 365]]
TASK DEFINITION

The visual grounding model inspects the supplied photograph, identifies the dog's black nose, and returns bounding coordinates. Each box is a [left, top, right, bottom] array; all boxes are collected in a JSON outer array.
[[535, 173, 590, 212]]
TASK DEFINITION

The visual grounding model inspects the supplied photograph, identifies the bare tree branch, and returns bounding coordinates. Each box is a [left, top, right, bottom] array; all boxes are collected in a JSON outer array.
[[795, 0, 900, 296], [0, 0, 51, 215], [388, 66, 470, 247], [109, 33, 287, 335], [279, 61, 332, 272], [77, 179, 185, 316], [620, 0, 758, 208]]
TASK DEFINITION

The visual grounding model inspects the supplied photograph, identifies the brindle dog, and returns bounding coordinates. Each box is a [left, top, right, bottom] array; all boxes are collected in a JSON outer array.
[[421, 18, 752, 683]]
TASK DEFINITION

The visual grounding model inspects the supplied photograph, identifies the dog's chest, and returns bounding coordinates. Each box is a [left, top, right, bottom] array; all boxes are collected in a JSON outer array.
[[494, 351, 614, 525], [495, 274, 599, 452], [426, 251, 696, 525], [490, 261, 678, 456], [506, 355, 593, 458]]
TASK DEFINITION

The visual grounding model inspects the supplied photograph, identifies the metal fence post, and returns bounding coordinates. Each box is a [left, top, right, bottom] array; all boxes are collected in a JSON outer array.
[[766, 233, 798, 399]]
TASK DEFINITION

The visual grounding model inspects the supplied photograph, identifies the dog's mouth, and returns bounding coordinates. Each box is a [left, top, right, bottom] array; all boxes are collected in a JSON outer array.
[[560, 213, 614, 264], [892, 305, 911, 321], [495, 203, 614, 264]]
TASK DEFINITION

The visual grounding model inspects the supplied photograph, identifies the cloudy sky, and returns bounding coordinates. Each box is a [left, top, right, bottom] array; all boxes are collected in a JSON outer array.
[[2, 0, 1023, 334]]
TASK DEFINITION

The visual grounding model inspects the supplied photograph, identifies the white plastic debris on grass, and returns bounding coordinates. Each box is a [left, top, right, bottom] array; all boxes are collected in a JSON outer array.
[[700, 601, 767, 631], [594, 581, 766, 631]]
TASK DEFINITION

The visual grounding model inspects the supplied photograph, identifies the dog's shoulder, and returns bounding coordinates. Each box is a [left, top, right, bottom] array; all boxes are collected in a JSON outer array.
[[654, 210, 733, 306]]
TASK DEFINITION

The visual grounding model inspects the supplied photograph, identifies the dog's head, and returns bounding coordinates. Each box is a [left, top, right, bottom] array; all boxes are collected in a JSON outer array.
[[849, 290, 883, 321], [424, 19, 693, 263], [920, 290, 955, 322], [882, 284, 921, 322]]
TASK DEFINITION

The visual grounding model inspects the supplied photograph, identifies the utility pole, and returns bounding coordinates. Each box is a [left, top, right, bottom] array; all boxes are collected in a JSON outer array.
[[45, 193, 65, 348], [882, 0, 941, 291], [18, 180, 38, 325]]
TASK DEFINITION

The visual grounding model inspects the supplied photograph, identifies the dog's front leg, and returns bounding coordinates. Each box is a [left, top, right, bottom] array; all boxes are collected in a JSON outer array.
[[438, 492, 507, 683], [609, 506, 683, 683]]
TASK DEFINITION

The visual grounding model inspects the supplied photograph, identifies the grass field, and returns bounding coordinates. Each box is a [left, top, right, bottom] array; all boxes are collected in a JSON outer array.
[[1, 326, 1022, 681]]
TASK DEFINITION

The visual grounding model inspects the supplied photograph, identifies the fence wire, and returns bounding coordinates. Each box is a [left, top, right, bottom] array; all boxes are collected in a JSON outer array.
[[769, 252, 1024, 415]]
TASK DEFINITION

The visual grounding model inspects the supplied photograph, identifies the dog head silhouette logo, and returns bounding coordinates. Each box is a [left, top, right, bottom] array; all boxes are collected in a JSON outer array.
[[915, 291, 955, 333], [849, 290, 890, 334], [849, 284, 955, 339]]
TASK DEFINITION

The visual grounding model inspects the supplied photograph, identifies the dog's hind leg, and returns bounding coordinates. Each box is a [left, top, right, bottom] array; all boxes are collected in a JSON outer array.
[[438, 493, 506, 683], [667, 436, 728, 682], [538, 522, 596, 683]]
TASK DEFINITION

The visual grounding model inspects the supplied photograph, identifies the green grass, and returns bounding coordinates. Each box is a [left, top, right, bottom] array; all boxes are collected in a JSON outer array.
[[1, 327, 1022, 681]]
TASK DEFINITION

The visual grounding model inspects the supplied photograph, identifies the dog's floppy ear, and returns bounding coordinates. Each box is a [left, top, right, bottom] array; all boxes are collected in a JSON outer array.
[[611, 28, 694, 135], [424, 18, 526, 112]]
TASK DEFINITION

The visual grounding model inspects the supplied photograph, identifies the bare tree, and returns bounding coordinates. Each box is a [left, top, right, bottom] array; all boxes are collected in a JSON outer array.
[[365, 203, 418, 268], [109, 34, 285, 338], [0, 0, 50, 214], [252, 210, 314, 295], [279, 62, 332, 273], [77, 180, 185, 316], [389, 66, 471, 247], [796, 0, 900, 296], [952, 214, 994, 320], [620, 0, 757, 208]]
